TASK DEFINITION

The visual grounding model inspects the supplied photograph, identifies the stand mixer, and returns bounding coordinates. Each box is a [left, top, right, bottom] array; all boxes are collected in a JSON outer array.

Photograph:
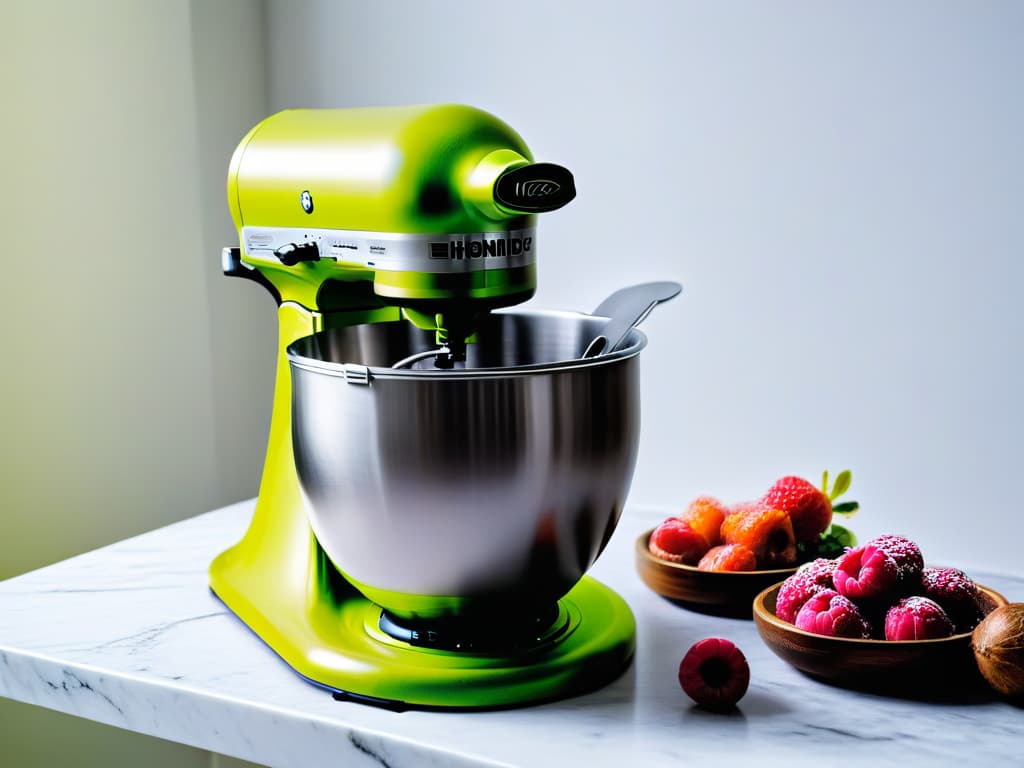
[[210, 104, 658, 709]]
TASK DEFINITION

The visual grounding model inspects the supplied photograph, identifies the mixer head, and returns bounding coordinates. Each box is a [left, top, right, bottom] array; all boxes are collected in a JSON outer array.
[[226, 105, 575, 364]]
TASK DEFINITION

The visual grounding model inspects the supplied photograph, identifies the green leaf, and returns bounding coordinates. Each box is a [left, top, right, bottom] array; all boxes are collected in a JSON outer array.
[[821, 470, 829, 494], [816, 523, 858, 558], [830, 469, 852, 500], [832, 500, 859, 515], [830, 523, 857, 548]]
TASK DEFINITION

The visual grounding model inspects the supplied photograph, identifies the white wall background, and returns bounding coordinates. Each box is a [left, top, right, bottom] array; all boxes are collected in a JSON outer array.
[[267, 0, 1024, 574]]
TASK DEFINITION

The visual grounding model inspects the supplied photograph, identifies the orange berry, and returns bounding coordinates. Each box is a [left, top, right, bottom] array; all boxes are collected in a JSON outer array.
[[727, 500, 761, 518], [721, 507, 798, 568], [680, 496, 727, 547], [698, 543, 758, 572]]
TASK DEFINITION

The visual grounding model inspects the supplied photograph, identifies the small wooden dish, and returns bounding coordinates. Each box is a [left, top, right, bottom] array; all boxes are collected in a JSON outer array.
[[635, 529, 798, 617], [753, 582, 1009, 690]]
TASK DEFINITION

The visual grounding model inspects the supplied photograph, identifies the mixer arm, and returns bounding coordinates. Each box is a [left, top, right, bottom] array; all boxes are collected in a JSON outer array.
[[221, 247, 281, 305]]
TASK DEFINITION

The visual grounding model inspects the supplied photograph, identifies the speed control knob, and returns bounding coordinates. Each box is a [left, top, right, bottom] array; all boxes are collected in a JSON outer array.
[[274, 241, 320, 266]]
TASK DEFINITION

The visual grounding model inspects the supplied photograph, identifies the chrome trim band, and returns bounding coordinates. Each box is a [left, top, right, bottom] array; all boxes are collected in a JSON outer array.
[[242, 226, 536, 274]]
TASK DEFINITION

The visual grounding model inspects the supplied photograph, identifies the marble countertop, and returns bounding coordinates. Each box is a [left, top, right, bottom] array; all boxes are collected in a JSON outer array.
[[0, 500, 1020, 767]]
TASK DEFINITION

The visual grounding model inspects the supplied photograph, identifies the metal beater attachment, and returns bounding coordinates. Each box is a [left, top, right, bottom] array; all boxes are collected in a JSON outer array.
[[391, 314, 473, 369], [391, 346, 465, 370]]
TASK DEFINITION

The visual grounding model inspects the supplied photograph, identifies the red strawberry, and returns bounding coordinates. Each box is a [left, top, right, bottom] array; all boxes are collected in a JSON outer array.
[[761, 476, 831, 543], [760, 470, 858, 544]]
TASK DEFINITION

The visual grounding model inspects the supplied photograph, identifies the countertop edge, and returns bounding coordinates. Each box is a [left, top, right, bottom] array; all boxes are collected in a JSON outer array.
[[0, 644, 512, 768]]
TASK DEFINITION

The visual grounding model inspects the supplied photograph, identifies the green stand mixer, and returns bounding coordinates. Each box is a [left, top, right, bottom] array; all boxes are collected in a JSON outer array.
[[210, 104, 652, 709]]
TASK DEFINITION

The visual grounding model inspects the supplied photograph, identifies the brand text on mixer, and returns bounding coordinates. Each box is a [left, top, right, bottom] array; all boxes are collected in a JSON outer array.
[[430, 235, 533, 260]]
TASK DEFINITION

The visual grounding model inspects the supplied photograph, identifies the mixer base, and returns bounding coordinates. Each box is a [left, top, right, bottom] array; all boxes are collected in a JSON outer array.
[[211, 563, 635, 710]]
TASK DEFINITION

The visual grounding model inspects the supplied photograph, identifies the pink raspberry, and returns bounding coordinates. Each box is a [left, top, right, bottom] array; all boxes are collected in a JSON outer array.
[[775, 558, 838, 623], [884, 596, 955, 640], [794, 589, 872, 639], [833, 545, 899, 601], [870, 535, 924, 580], [920, 567, 982, 633], [833, 535, 923, 601]]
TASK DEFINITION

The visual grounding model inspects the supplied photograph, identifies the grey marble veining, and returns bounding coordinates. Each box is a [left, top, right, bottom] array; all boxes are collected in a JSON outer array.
[[0, 500, 1021, 767]]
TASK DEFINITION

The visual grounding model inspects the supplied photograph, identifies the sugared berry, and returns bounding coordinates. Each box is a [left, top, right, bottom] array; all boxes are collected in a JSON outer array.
[[721, 507, 797, 568], [776, 558, 838, 623], [697, 543, 758, 572], [870, 535, 924, 580], [920, 567, 983, 633], [680, 496, 727, 548], [761, 476, 833, 544], [649, 519, 709, 565], [834, 544, 900, 601], [678, 637, 750, 710], [884, 596, 955, 640], [795, 589, 872, 639]]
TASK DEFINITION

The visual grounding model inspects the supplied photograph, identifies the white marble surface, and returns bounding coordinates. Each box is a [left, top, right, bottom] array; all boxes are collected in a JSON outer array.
[[0, 500, 1021, 767]]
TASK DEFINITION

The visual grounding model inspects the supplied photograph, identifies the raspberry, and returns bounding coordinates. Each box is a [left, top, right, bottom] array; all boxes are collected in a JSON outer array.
[[678, 638, 750, 710], [920, 567, 982, 633], [795, 589, 872, 639], [680, 496, 727, 548], [833, 545, 900, 601], [761, 476, 832, 544], [884, 596, 955, 641], [721, 507, 797, 568], [649, 518, 709, 565], [870, 535, 924, 581], [775, 558, 838, 623], [697, 543, 757, 572]]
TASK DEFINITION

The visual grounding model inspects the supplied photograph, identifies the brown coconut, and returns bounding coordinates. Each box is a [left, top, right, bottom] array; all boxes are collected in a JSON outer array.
[[972, 603, 1024, 700]]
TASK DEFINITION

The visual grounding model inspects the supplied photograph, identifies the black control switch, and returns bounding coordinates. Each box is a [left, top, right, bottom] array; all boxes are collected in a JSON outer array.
[[274, 241, 320, 266]]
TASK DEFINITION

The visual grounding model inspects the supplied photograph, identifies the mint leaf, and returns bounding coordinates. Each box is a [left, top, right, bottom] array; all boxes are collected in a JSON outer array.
[[830, 469, 852, 500], [832, 500, 859, 515], [816, 523, 857, 558]]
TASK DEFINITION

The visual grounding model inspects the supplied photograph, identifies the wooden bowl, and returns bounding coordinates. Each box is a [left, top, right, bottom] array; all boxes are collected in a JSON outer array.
[[635, 529, 798, 617], [753, 581, 1010, 690]]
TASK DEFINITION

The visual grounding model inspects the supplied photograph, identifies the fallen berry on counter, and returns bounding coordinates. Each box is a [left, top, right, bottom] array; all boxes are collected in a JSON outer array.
[[795, 589, 872, 639], [884, 596, 955, 641], [697, 543, 757, 572], [775, 558, 838, 623], [649, 518, 709, 565], [678, 637, 750, 710]]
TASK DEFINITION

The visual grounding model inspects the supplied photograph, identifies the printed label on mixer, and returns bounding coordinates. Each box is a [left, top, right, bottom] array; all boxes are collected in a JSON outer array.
[[241, 226, 536, 274], [430, 234, 532, 261]]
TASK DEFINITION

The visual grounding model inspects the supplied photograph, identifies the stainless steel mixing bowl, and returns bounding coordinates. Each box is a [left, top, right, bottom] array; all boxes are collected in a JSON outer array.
[[287, 309, 645, 621]]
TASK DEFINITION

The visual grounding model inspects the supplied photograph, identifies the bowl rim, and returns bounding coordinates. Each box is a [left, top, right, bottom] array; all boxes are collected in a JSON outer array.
[[287, 308, 649, 381], [753, 580, 1010, 646], [635, 528, 800, 577]]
